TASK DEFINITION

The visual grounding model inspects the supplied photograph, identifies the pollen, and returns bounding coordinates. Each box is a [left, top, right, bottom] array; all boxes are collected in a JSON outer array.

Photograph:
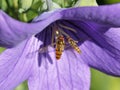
[[56, 30, 59, 35]]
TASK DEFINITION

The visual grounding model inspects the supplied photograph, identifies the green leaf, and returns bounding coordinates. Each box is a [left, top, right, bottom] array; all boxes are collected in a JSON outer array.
[[103, 0, 120, 4], [26, 10, 38, 21], [52, 2, 61, 10], [19, 0, 33, 11], [0, 47, 5, 53], [31, 0, 43, 10], [74, 0, 98, 7], [0, 0, 7, 11], [18, 0, 43, 22], [15, 81, 28, 90]]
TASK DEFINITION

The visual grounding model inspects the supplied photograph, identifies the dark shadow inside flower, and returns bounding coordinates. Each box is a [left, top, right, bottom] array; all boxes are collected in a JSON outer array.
[[35, 19, 120, 67], [35, 27, 53, 66], [72, 20, 120, 60]]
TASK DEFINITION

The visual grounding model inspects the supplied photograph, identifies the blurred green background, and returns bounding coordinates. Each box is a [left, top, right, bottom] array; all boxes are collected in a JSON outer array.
[[1, 0, 120, 90]]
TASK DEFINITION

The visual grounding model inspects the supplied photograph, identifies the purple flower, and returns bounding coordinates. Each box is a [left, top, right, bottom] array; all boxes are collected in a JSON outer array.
[[0, 10, 60, 48], [1, 3, 120, 90]]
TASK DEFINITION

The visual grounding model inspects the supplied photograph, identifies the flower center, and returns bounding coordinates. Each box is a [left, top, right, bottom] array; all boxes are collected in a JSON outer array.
[[37, 22, 81, 60]]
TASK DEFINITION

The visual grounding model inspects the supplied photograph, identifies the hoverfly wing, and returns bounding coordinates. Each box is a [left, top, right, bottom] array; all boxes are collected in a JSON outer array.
[[39, 46, 55, 54], [26, 43, 55, 58]]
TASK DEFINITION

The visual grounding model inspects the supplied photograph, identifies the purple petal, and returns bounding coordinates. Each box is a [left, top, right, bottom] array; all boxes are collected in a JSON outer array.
[[1, 3, 120, 89], [0, 35, 90, 90], [0, 10, 61, 48], [1, 4, 120, 48], [59, 20, 110, 44], [57, 19, 120, 76], [28, 49, 90, 90], [80, 28, 120, 76], [0, 37, 39, 89], [61, 4, 120, 27]]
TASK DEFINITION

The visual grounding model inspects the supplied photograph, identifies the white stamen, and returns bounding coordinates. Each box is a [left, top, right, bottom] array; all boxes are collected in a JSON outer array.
[[59, 24, 77, 33]]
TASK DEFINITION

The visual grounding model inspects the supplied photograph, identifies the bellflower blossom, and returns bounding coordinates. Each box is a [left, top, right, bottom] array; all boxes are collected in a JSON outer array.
[[1, 3, 120, 90]]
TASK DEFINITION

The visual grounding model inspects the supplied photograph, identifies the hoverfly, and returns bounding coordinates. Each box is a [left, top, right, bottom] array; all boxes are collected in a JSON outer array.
[[38, 30, 65, 60], [67, 37, 81, 54], [55, 35, 65, 60]]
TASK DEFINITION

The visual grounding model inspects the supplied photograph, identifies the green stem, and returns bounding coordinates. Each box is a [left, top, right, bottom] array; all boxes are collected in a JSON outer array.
[[46, 0, 53, 11], [23, 13, 28, 22], [13, 0, 19, 19], [5, 0, 10, 12], [61, 0, 65, 8]]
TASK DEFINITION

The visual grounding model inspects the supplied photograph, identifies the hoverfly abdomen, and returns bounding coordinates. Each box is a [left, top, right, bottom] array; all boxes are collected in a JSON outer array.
[[56, 48, 62, 59]]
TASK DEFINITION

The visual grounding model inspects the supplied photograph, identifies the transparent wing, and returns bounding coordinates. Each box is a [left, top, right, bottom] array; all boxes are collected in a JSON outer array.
[[38, 43, 74, 54]]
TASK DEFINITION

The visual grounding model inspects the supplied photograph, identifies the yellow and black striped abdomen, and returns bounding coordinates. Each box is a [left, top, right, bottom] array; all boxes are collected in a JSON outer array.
[[55, 44, 64, 60], [69, 40, 81, 54], [73, 46, 81, 53], [56, 48, 62, 60]]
